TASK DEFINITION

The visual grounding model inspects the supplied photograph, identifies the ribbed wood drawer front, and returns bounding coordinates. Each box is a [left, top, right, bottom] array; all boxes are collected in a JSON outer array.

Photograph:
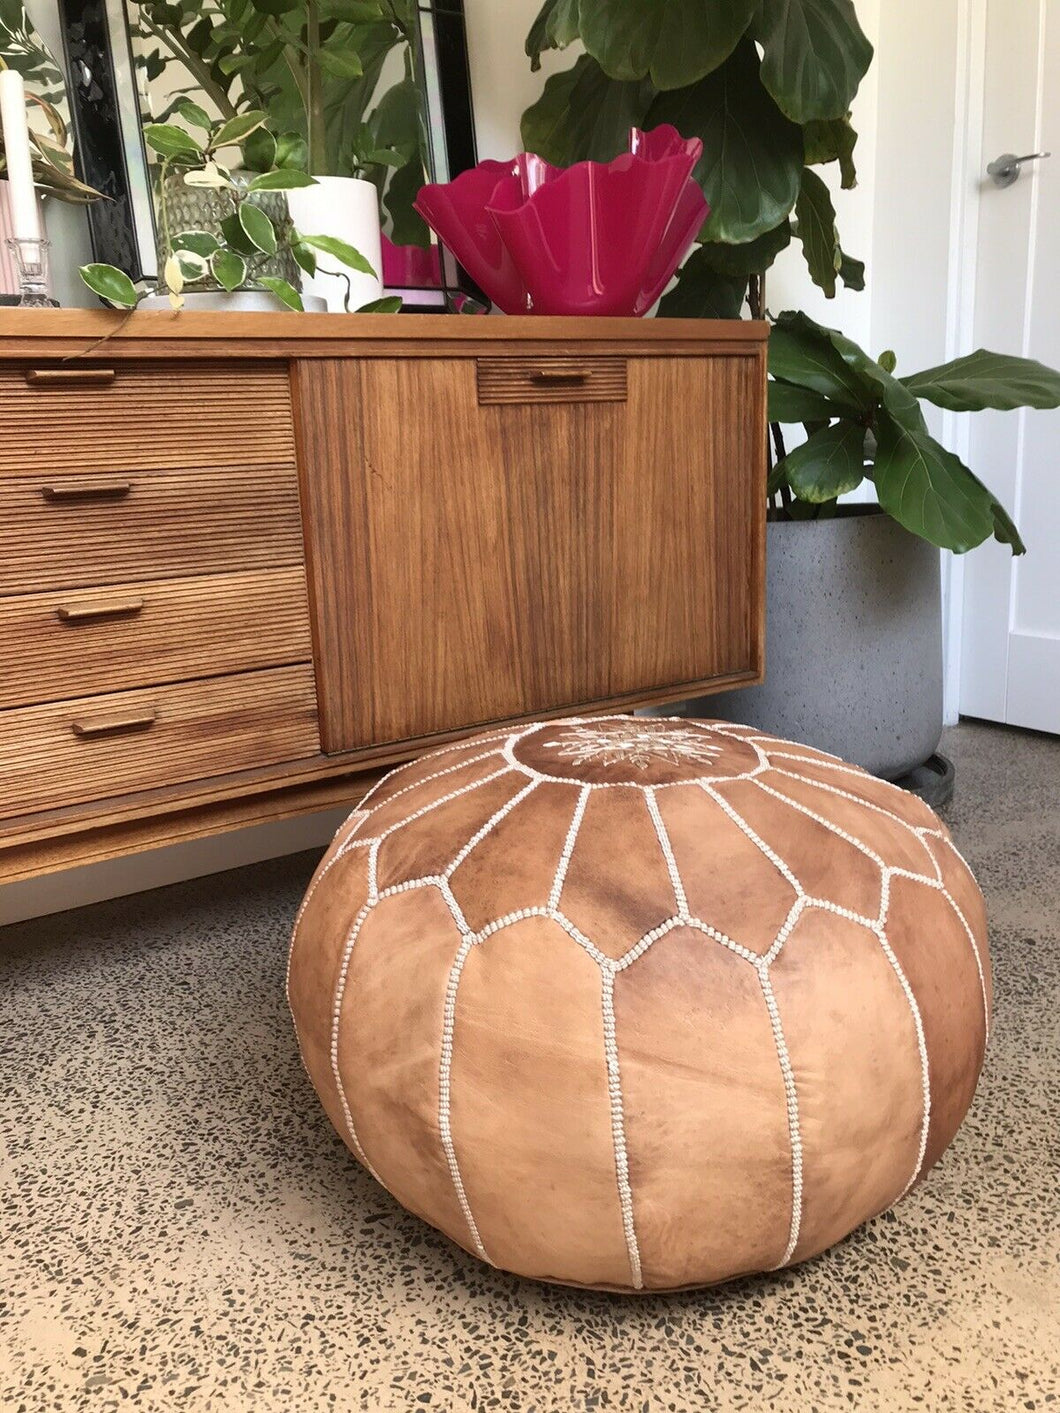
[[0, 464, 303, 596], [0, 567, 312, 710], [0, 664, 321, 820], [476, 356, 627, 404], [0, 361, 295, 474]]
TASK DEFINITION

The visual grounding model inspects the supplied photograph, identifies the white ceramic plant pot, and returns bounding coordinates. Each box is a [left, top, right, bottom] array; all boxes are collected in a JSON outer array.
[[139, 289, 328, 313], [286, 175, 384, 312]]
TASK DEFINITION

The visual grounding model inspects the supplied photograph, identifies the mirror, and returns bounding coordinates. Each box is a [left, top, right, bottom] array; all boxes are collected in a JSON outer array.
[[58, 0, 477, 306]]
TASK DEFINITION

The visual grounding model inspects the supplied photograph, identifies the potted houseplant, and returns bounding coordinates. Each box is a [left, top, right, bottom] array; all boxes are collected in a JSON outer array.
[[520, 0, 874, 306], [518, 2, 1060, 784], [125, 0, 430, 309], [78, 112, 394, 313], [688, 313, 1060, 778]]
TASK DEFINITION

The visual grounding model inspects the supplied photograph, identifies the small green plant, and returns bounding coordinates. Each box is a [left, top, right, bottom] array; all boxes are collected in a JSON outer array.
[[79, 111, 399, 312], [767, 311, 1060, 553], [126, 0, 431, 244]]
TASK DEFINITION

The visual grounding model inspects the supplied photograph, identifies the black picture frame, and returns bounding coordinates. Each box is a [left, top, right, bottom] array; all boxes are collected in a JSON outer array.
[[57, 0, 480, 304]]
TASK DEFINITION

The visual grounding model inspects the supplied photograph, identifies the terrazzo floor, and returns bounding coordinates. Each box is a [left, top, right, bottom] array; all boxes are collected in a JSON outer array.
[[1, 721, 1057, 1413]]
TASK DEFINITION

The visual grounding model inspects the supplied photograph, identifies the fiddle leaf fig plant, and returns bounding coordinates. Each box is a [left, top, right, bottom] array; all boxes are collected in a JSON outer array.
[[521, 0, 873, 311], [767, 312, 1060, 554], [78, 114, 387, 312]]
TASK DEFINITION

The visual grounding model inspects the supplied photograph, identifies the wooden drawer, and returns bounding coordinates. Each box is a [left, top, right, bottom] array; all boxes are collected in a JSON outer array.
[[477, 355, 627, 404], [0, 464, 304, 596], [0, 567, 312, 709], [0, 664, 321, 820], [0, 361, 295, 474]]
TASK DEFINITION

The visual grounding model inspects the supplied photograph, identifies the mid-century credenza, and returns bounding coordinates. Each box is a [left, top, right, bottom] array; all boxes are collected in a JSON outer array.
[[0, 311, 767, 883]]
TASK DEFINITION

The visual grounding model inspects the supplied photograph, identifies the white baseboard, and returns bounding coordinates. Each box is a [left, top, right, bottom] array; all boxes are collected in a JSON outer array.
[[0, 808, 348, 927]]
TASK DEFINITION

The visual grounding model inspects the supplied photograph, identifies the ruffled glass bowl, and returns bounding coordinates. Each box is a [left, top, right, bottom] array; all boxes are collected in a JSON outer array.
[[414, 126, 708, 317]]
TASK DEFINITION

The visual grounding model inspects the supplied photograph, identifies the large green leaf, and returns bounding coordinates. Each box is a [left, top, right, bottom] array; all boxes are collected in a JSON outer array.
[[794, 166, 840, 296], [873, 409, 1025, 554], [246, 169, 317, 191], [838, 247, 865, 290], [299, 233, 377, 277], [756, 0, 873, 122], [901, 348, 1060, 411], [238, 201, 278, 255], [172, 230, 221, 258], [803, 115, 858, 187], [79, 263, 139, 309], [649, 40, 804, 244], [777, 419, 867, 502], [526, 0, 580, 69], [657, 251, 747, 318], [773, 311, 926, 430], [768, 379, 844, 423], [768, 313, 872, 412], [212, 249, 247, 292], [143, 122, 202, 159], [520, 54, 652, 166], [259, 275, 304, 310], [695, 220, 791, 274], [576, 0, 759, 89], [209, 110, 268, 150], [383, 155, 431, 247], [357, 295, 403, 313], [318, 48, 364, 79], [220, 212, 258, 257]]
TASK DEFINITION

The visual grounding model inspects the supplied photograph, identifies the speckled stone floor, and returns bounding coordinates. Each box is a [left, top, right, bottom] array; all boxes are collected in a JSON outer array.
[[1, 721, 1057, 1413]]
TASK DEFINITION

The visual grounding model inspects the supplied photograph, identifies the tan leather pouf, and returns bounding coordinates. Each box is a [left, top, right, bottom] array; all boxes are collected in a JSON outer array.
[[288, 716, 990, 1291]]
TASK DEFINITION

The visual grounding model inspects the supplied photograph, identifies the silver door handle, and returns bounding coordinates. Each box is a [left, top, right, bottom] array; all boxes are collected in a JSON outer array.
[[987, 151, 1051, 187]]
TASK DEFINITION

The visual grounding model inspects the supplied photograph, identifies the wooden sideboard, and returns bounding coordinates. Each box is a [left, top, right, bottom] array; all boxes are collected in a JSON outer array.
[[0, 311, 767, 883]]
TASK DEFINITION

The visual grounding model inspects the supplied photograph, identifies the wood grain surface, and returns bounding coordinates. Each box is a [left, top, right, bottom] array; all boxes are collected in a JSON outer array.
[[0, 463, 304, 595], [0, 360, 294, 472], [298, 353, 765, 752], [0, 313, 767, 880], [0, 664, 320, 819], [0, 567, 312, 709]]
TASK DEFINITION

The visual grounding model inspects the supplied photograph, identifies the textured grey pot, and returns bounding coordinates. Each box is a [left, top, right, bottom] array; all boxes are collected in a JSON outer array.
[[678, 508, 943, 779]]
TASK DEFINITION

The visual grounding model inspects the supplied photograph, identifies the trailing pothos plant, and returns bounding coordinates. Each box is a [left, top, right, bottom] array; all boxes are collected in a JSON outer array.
[[78, 111, 397, 312], [521, 0, 873, 315], [767, 312, 1060, 553]]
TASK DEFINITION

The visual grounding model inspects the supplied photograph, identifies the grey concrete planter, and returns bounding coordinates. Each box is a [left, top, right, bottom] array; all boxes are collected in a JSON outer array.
[[679, 508, 943, 779]]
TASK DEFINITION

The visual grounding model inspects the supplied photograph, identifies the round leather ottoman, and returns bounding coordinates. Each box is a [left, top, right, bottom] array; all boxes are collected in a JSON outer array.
[[288, 716, 990, 1291]]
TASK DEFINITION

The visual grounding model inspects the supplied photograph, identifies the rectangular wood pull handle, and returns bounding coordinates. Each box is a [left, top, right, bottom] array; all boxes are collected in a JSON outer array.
[[25, 368, 117, 387], [56, 597, 144, 624], [71, 710, 157, 739], [530, 367, 589, 384], [41, 480, 132, 502]]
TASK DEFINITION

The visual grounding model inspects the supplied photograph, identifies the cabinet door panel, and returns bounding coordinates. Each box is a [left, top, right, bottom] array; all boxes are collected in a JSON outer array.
[[297, 354, 763, 753]]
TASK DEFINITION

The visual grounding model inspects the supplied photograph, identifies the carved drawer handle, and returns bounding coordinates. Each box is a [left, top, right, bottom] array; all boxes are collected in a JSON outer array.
[[40, 480, 132, 502], [70, 710, 157, 739], [529, 367, 589, 384], [56, 597, 144, 624], [25, 368, 117, 387]]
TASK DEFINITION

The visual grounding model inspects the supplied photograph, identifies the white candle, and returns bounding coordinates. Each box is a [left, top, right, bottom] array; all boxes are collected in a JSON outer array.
[[0, 68, 42, 250]]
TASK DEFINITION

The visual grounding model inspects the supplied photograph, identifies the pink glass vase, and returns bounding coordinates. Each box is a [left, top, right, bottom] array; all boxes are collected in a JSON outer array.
[[414, 126, 708, 317]]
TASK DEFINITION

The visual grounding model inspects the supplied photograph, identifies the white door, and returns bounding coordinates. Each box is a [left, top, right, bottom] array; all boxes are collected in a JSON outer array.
[[959, 0, 1060, 731]]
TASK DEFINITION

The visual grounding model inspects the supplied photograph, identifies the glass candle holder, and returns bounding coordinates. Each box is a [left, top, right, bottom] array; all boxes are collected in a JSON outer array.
[[5, 237, 53, 307]]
